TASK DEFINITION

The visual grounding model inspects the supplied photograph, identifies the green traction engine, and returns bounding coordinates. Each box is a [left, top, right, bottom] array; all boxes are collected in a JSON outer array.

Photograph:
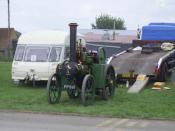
[[47, 23, 116, 106]]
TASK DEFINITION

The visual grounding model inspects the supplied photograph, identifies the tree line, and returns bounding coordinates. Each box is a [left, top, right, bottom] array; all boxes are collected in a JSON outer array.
[[91, 14, 126, 30]]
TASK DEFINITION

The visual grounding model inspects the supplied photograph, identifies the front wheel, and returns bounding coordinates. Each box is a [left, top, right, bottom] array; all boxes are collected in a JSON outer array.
[[81, 74, 95, 106], [47, 73, 61, 104]]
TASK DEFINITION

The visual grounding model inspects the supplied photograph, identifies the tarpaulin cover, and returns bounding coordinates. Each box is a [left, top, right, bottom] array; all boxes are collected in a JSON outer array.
[[149, 23, 175, 26], [141, 23, 175, 40]]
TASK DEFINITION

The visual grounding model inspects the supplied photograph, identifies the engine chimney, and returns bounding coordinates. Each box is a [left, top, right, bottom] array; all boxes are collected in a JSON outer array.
[[69, 23, 78, 62]]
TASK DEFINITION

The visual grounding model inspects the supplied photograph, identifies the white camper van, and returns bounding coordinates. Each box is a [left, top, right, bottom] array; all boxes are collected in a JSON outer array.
[[12, 30, 86, 83]]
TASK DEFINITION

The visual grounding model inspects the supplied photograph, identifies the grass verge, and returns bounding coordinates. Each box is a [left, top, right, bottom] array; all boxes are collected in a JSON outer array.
[[0, 61, 175, 119]]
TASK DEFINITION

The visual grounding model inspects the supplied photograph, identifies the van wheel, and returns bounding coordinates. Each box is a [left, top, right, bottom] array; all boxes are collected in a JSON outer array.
[[14, 80, 21, 85]]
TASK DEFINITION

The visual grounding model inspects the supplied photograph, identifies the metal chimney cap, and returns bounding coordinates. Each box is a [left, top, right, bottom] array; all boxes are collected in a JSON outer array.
[[69, 23, 78, 27]]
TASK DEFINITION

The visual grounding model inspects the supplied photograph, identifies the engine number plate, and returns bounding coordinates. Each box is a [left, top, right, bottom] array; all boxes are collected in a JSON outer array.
[[64, 85, 75, 89]]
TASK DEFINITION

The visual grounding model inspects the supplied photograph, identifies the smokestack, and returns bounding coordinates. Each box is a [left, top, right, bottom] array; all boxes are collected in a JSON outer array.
[[69, 23, 78, 62]]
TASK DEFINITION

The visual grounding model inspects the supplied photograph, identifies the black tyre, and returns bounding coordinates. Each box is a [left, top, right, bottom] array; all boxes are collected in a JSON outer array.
[[81, 74, 95, 106], [157, 63, 167, 82], [102, 65, 116, 100], [47, 73, 61, 104]]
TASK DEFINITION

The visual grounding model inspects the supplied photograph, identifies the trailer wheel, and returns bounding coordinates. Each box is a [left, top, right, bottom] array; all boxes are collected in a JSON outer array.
[[47, 73, 61, 104], [157, 63, 167, 82], [67, 89, 79, 99], [102, 65, 116, 100], [81, 74, 95, 106]]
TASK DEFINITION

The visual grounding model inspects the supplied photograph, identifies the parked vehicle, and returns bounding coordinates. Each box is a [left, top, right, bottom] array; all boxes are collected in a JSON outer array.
[[110, 43, 175, 82], [47, 23, 115, 106], [110, 23, 175, 83], [12, 30, 86, 84]]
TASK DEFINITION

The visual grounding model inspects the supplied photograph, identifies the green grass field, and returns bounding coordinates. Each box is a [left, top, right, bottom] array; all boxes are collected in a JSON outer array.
[[0, 61, 175, 119]]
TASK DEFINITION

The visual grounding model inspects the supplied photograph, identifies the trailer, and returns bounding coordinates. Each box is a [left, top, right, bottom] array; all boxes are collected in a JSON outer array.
[[109, 23, 175, 92], [109, 41, 175, 92]]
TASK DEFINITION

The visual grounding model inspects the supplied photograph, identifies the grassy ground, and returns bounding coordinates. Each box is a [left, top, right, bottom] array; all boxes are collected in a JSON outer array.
[[0, 61, 175, 119]]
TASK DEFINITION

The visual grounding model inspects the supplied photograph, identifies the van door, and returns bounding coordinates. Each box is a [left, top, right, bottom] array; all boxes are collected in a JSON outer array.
[[48, 46, 63, 77]]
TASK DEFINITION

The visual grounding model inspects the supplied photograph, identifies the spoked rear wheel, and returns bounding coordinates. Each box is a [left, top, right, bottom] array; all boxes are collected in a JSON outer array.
[[81, 74, 95, 106], [102, 65, 116, 100], [47, 73, 61, 104]]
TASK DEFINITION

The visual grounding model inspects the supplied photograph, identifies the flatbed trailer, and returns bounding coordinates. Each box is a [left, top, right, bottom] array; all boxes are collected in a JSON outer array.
[[110, 41, 175, 83], [132, 40, 175, 47]]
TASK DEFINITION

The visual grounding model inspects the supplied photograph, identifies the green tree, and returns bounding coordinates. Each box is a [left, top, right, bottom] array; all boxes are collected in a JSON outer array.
[[91, 14, 126, 30]]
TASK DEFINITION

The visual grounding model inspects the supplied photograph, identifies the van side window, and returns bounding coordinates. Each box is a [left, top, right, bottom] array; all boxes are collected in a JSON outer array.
[[14, 45, 25, 61], [49, 47, 62, 62]]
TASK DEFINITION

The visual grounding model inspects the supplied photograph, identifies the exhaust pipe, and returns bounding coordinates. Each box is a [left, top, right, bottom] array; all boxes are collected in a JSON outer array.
[[69, 23, 78, 62]]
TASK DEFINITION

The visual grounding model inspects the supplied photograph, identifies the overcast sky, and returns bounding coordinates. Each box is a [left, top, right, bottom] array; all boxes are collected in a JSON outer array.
[[0, 0, 175, 33]]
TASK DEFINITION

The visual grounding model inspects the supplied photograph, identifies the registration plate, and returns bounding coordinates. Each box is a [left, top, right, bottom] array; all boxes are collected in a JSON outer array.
[[64, 85, 75, 89]]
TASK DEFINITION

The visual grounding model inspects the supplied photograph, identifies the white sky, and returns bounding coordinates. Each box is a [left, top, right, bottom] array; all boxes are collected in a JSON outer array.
[[0, 0, 175, 33]]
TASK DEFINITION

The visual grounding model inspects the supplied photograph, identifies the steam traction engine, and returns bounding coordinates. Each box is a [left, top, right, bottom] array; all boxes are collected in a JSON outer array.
[[47, 23, 116, 105]]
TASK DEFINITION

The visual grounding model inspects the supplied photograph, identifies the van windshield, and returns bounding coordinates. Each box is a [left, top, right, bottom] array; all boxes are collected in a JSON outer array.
[[24, 46, 50, 62], [14, 45, 25, 61]]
